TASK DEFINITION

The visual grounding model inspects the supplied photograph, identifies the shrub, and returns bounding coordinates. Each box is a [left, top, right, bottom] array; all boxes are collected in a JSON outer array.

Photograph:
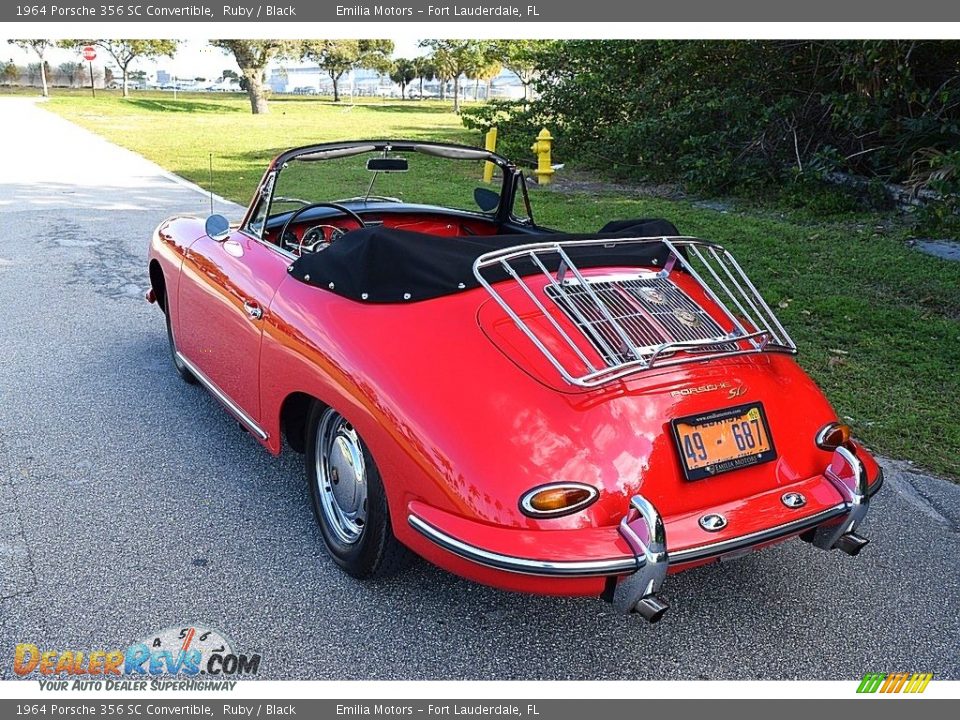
[[469, 40, 960, 224]]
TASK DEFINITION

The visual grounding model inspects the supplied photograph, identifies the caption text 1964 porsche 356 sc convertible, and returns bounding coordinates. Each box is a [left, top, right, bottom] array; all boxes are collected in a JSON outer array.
[[147, 140, 881, 621]]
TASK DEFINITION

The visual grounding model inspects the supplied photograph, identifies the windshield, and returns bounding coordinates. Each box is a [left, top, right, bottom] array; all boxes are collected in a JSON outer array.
[[267, 148, 505, 221]]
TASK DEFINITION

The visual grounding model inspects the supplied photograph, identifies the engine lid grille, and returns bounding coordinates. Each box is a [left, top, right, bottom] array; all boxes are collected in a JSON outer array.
[[546, 276, 731, 363]]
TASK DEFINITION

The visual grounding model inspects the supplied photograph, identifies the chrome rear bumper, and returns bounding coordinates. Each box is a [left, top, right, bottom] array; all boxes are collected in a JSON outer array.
[[611, 495, 669, 620], [408, 450, 881, 620], [805, 446, 873, 555], [407, 514, 638, 577]]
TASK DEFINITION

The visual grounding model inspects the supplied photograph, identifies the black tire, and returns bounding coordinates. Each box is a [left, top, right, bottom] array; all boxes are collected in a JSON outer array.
[[164, 304, 197, 385], [306, 403, 413, 579]]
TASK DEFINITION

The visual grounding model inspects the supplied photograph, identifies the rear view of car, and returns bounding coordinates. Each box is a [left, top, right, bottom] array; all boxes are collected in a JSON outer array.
[[148, 140, 881, 623]]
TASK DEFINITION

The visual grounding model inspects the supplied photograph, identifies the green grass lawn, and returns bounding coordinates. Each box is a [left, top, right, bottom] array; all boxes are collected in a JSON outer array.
[[39, 91, 960, 479], [32, 90, 474, 204]]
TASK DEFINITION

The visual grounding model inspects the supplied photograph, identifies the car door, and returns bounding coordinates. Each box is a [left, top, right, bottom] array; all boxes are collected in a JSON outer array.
[[176, 230, 291, 436]]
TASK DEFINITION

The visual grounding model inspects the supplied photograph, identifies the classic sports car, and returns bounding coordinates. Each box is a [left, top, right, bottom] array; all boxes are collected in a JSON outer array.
[[148, 140, 881, 621]]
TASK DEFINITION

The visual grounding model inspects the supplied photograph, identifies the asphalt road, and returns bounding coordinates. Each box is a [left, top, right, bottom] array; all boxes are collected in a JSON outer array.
[[0, 98, 958, 681]]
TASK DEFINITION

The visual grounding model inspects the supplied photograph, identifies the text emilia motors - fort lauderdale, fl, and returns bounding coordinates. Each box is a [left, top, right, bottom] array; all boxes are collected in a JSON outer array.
[[336, 4, 542, 16]]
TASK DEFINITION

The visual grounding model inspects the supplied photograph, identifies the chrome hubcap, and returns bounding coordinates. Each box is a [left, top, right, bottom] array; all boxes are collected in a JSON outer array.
[[315, 409, 367, 545]]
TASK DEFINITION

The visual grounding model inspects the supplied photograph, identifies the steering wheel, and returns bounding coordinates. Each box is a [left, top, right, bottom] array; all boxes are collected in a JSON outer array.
[[278, 202, 366, 253]]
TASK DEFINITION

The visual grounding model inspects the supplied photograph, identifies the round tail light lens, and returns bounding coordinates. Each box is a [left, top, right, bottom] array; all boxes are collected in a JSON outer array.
[[816, 422, 853, 450], [520, 483, 599, 518]]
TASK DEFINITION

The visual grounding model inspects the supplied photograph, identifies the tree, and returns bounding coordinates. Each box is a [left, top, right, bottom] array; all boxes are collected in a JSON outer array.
[[390, 58, 416, 99], [219, 68, 240, 90], [300, 39, 394, 102], [211, 40, 296, 114], [60, 40, 179, 97], [1, 59, 18, 86], [495, 40, 554, 101], [274, 66, 289, 91], [8, 40, 53, 96], [516, 40, 960, 197], [57, 61, 84, 87], [411, 57, 435, 98], [420, 40, 485, 112], [472, 48, 502, 101], [129, 69, 147, 88]]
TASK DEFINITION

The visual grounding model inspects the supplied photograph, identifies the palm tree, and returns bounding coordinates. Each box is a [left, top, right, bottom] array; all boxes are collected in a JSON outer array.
[[411, 56, 435, 98], [390, 58, 416, 99]]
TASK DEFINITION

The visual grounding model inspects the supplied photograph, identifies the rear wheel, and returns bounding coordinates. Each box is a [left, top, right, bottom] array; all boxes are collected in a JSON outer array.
[[306, 404, 413, 578], [164, 303, 196, 385]]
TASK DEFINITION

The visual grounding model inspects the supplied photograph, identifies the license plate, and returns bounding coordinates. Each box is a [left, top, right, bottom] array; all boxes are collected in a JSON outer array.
[[671, 402, 777, 481]]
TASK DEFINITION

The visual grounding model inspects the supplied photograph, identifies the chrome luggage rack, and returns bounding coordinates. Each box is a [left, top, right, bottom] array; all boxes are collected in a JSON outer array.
[[472, 236, 797, 388]]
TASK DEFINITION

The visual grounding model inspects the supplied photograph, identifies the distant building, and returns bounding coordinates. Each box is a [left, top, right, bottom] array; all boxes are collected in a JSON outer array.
[[266, 64, 525, 100], [268, 66, 389, 95], [156, 69, 171, 85], [269, 66, 318, 92], [489, 73, 525, 100]]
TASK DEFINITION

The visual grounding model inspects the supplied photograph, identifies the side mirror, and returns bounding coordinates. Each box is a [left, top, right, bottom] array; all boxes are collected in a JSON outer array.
[[474, 187, 500, 212], [205, 214, 231, 242]]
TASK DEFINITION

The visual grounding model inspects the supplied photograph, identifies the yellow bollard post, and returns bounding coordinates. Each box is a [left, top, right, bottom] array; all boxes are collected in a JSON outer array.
[[482, 127, 498, 183], [530, 128, 554, 185]]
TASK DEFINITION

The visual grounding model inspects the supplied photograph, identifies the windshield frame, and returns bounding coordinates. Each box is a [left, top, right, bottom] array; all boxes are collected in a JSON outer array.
[[242, 140, 524, 236]]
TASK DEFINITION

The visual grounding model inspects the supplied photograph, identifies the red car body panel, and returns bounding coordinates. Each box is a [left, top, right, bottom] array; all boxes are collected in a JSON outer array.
[[149, 142, 881, 609]]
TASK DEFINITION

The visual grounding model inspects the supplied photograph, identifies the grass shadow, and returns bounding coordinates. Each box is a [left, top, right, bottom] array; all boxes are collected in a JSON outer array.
[[269, 97, 462, 116], [357, 102, 462, 116], [123, 99, 245, 114]]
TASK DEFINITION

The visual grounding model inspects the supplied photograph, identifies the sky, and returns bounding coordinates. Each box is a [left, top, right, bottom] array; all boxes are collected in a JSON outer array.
[[2, 38, 425, 79]]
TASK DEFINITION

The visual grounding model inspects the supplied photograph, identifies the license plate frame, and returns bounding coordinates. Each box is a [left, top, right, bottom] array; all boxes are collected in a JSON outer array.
[[671, 402, 777, 481]]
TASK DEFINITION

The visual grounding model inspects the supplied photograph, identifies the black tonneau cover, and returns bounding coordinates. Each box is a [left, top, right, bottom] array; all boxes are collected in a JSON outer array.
[[288, 218, 679, 303]]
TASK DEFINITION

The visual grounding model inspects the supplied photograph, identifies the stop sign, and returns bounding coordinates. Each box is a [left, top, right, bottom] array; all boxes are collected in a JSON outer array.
[[82, 46, 96, 62]]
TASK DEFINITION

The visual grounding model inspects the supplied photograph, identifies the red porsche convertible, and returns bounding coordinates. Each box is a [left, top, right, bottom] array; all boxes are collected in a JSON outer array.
[[147, 140, 881, 621]]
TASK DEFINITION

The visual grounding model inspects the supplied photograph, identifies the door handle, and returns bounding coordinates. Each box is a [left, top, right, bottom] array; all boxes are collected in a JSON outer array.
[[243, 300, 263, 320]]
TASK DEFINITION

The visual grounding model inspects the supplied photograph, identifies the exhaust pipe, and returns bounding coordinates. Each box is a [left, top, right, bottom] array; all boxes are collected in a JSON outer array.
[[614, 495, 670, 621], [634, 595, 669, 623], [807, 447, 872, 554], [834, 532, 869, 556]]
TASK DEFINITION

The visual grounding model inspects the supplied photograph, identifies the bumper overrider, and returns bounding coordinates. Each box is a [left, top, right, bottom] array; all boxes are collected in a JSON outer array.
[[407, 447, 880, 621]]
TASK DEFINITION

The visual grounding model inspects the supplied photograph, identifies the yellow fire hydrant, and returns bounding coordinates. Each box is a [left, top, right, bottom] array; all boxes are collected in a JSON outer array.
[[530, 128, 555, 185], [482, 127, 498, 184]]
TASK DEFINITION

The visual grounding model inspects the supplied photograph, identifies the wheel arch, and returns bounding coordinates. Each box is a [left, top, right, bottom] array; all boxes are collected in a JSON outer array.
[[279, 391, 324, 454], [149, 259, 167, 312]]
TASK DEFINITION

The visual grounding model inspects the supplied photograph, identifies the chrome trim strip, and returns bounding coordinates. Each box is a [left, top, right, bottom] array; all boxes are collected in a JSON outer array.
[[671, 503, 848, 564], [238, 228, 298, 261], [409, 501, 850, 578], [175, 352, 268, 441], [407, 515, 640, 577]]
